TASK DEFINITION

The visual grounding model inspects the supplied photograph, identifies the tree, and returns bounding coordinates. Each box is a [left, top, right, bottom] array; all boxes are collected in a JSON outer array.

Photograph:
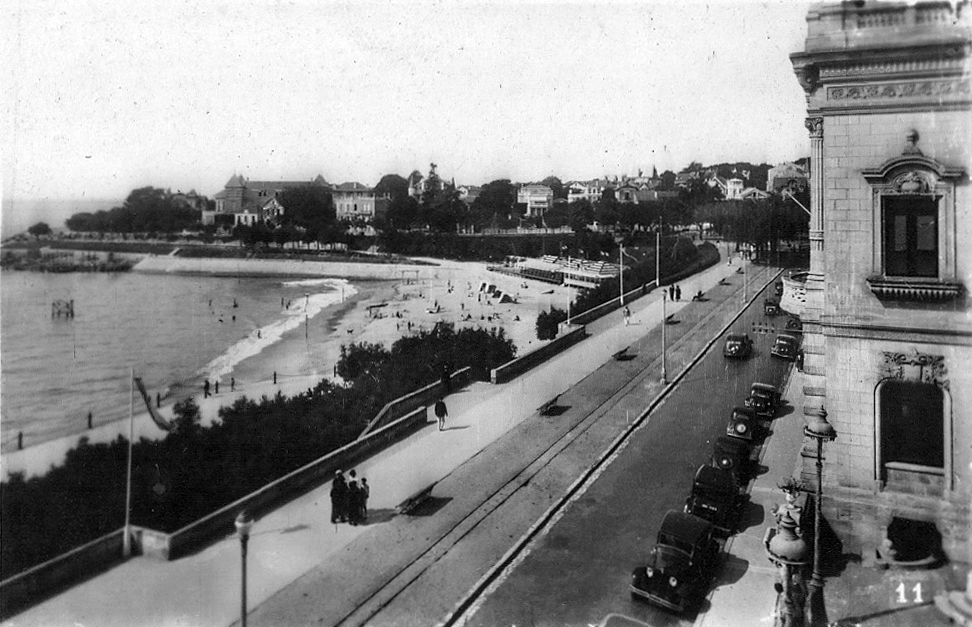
[[374, 174, 409, 201], [540, 176, 566, 200], [536, 307, 567, 340], [27, 222, 52, 239], [567, 199, 594, 233], [470, 180, 516, 227], [277, 186, 336, 234]]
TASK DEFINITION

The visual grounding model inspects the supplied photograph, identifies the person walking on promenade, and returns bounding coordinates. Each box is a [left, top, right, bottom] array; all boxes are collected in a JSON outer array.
[[330, 470, 348, 524], [215, 380, 219, 395], [203, 379, 211, 398], [623, 306, 631, 326], [434, 398, 449, 431], [441, 363, 452, 394], [230, 377, 235, 392], [675, 284, 681, 301], [668, 284, 675, 301]]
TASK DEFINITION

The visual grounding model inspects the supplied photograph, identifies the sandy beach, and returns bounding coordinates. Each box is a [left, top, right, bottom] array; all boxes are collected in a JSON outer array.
[[1, 258, 576, 479]]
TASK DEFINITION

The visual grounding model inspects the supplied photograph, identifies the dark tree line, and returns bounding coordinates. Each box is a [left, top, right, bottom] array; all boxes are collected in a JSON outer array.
[[0, 324, 515, 579], [66, 187, 203, 233]]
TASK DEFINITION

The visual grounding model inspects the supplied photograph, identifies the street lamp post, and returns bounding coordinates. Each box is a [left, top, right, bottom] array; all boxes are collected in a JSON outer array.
[[804, 407, 837, 627], [766, 510, 810, 627], [235, 511, 255, 627], [661, 290, 668, 384]]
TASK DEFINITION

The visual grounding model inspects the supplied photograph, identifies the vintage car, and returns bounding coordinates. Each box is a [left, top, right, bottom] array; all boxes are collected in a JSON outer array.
[[684, 465, 738, 533], [726, 406, 757, 442], [722, 333, 753, 359], [630, 510, 720, 613], [712, 435, 751, 479], [745, 382, 780, 418], [771, 334, 799, 360], [763, 299, 781, 316]]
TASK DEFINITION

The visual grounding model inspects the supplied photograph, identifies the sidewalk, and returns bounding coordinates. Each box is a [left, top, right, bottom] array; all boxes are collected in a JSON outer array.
[[695, 366, 807, 627], [4, 254, 759, 627]]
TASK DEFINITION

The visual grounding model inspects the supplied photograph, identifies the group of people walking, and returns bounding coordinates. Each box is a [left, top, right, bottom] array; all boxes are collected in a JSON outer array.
[[668, 284, 682, 301], [330, 469, 369, 525]]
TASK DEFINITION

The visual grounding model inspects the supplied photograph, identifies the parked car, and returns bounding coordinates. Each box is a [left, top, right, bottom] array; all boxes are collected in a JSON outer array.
[[712, 436, 751, 479], [763, 299, 781, 316], [726, 406, 757, 442], [630, 510, 720, 613], [723, 333, 753, 359], [771, 334, 799, 360], [745, 382, 781, 418], [684, 465, 739, 533]]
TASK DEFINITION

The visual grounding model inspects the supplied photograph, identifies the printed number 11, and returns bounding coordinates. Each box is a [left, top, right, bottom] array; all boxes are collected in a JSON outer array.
[[895, 582, 924, 604]]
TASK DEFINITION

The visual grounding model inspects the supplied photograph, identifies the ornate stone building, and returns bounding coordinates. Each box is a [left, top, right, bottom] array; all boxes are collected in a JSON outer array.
[[791, 1, 970, 563]]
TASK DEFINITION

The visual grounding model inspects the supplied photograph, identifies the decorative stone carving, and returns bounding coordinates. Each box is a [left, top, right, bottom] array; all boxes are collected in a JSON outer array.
[[797, 64, 819, 94], [804, 117, 823, 139], [828, 80, 971, 101], [893, 170, 932, 194], [879, 350, 948, 389]]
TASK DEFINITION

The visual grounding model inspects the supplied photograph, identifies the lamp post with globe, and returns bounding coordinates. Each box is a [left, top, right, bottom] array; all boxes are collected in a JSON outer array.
[[804, 407, 837, 626], [235, 511, 255, 627], [766, 510, 810, 627]]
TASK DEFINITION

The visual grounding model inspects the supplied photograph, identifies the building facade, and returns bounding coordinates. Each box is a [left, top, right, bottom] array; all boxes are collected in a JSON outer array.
[[333, 182, 380, 222], [208, 174, 330, 226], [791, 1, 970, 563], [517, 184, 553, 217], [766, 161, 809, 193]]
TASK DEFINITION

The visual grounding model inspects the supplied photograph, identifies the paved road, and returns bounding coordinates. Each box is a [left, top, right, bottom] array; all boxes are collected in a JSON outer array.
[[459, 275, 794, 627], [248, 261, 786, 627]]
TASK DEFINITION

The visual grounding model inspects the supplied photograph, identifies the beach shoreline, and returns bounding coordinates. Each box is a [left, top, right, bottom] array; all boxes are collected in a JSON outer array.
[[1, 258, 574, 479]]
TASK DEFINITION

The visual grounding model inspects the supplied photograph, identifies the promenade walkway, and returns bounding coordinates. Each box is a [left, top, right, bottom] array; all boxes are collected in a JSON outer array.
[[4, 251, 762, 627]]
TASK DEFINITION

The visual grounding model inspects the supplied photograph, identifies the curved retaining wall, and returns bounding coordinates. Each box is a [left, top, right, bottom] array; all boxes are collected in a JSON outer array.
[[358, 367, 472, 438], [133, 255, 436, 280]]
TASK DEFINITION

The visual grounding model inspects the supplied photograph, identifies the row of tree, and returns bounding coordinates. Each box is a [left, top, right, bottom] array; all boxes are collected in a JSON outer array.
[[0, 324, 516, 579]]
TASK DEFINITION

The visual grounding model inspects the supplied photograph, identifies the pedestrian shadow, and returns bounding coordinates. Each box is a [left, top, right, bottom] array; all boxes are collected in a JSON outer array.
[[440, 425, 470, 431], [541, 405, 570, 417], [277, 523, 311, 535], [358, 508, 397, 526]]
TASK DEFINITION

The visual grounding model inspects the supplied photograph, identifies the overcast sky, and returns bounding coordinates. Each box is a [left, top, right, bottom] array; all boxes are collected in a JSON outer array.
[[2, 0, 811, 206]]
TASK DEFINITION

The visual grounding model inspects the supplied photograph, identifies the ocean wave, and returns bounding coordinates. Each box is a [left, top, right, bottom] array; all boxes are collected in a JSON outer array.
[[201, 280, 358, 380]]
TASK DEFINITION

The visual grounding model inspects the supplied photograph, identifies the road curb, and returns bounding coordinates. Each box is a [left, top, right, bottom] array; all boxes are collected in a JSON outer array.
[[439, 266, 786, 627]]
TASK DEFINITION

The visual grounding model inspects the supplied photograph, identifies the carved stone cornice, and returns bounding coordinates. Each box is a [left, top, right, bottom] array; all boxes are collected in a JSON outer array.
[[865, 276, 965, 302], [818, 57, 969, 80]]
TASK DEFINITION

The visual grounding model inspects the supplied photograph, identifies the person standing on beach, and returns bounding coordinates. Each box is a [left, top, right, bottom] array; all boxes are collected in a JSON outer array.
[[203, 379, 211, 398], [330, 470, 347, 524], [215, 381, 219, 395], [231, 377, 235, 392]]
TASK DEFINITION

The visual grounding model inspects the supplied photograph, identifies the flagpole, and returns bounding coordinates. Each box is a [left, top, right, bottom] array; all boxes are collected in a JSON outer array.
[[124, 368, 134, 558]]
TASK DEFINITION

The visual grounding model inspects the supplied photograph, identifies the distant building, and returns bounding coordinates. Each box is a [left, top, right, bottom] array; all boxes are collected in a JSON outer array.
[[766, 161, 809, 192], [172, 190, 207, 212], [208, 174, 330, 226], [517, 184, 553, 217], [333, 182, 381, 222], [457, 185, 482, 205], [566, 179, 607, 203], [791, 0, 971, 564]]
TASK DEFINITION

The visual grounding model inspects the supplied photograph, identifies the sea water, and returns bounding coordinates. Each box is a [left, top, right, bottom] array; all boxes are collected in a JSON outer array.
[[0, 271, 355, 451]]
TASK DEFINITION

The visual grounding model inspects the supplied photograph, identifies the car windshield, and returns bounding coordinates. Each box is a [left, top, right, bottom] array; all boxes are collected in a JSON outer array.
[[651, 545, 692, 573]]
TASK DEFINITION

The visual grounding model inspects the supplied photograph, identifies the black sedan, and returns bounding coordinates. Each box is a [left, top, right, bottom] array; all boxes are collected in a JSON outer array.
[[630, 510, 720, 613], [770, 334, 799, 360], [684, 464, 739, 534], [722, 333, 753, 359]]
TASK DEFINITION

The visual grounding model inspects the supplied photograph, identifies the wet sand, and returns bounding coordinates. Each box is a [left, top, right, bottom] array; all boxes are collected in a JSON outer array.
[[1, 258, 575, 479]]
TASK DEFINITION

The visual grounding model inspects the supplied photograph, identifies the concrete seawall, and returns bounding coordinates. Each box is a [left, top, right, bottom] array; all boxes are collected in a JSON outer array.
[[133, 255, 440, 280]]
